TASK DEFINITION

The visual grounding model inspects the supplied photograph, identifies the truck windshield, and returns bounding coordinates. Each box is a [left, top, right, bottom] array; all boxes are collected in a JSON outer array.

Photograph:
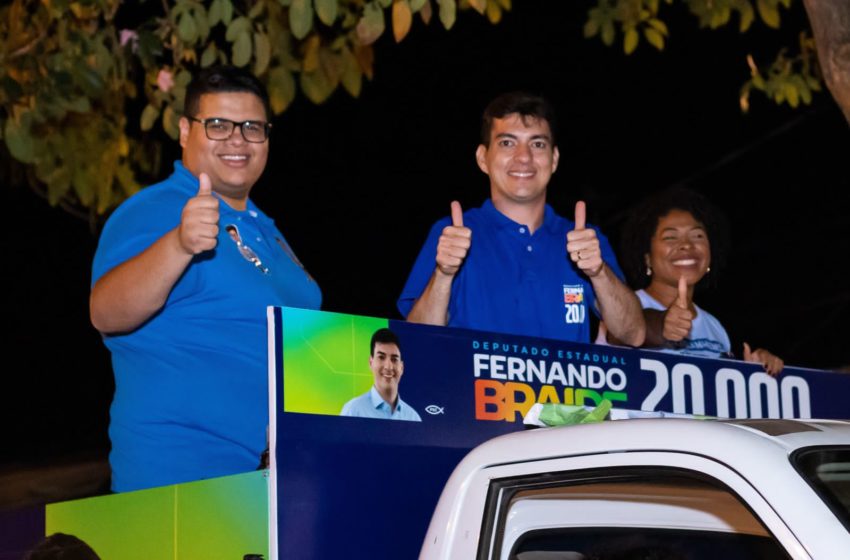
[[794, 447, 850, 532]]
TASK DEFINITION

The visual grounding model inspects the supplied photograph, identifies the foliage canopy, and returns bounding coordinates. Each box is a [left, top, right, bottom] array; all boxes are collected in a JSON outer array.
[[0, 0, 822, 220]]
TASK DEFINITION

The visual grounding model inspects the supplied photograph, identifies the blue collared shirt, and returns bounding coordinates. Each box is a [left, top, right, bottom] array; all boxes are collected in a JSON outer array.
[[92, 161, 322, 492], [398, 199, 625, 343], [340, 386, 422, 422]]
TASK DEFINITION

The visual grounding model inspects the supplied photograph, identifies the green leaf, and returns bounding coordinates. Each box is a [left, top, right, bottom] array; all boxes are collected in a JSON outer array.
[[232, 31, 253, 67], [710, 6, 731, 28], [140, 104, 159, 131], [785, 82, 799, 107], [583, 18, 600, 38], [137, 30, 164, 67], [268, 66, 296, 113], [315, 0, 338, 25], [438, 0, 456, 29], [201, 42, 218, 67], [340, 46, 362, 97], [222, 0, 234, 24], [290, 0, 314, 40], [302, 35, 321, 72], [738, 2, 754, 32], [73, 63, 106, 97], [624, 28, 638, 54], [194, 6, 211, 40], [756, 0, 780, 28], [806, 75, 822, 91], [249, 0, 266, 18], [409, 0, 427, 10], [226, 17, 251, 41], [795, 77, 812, 105], [178, 13, 199, 43], [644, 27, 664, 50], [208, 0, 222, 26], [356, 2, 385, 45], [4, 118, 36, 164], [301, 68, 335, 104], [601, 21, 615, 46], [175, 69, 192, 87], [752, 73, 766, 89], [254, 32, 271, 75], [647, 18, 667, 35], [378, 0, 392, 7], [163, 105, 180, 139]]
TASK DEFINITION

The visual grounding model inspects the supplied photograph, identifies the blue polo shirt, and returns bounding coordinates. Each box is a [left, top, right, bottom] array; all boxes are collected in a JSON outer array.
[[398, 199, 624, 343], [92, 161, 321, 492], [340, 386, 422, 421]]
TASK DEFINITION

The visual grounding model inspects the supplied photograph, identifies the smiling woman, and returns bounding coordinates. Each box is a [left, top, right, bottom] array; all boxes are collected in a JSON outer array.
[[612, 188, 784, 375]]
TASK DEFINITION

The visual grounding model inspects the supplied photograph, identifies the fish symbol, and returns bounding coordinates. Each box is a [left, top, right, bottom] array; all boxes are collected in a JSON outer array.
[[425, 405, 445, 415]]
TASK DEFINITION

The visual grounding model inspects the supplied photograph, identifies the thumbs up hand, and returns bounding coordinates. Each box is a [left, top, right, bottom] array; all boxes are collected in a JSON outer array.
[[662, 275, 694, 342], [436, 201, 472, 277], [743, 342, 785, 376], [178, 172, 220, 255], [566, 201, 603, 277]]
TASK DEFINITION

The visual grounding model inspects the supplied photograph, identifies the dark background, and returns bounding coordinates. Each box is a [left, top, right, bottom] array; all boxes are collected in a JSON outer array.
[[5, 1, 849, 473]]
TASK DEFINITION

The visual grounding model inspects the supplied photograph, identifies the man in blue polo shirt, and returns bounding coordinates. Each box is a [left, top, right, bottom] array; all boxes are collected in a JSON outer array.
[[398, 92, 644, 346], [90, 67, 321, 492], [340, 328, 421, 422]]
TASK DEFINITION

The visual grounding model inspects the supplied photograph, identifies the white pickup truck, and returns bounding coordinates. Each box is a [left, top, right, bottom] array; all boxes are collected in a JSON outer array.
[[420, 419, 850, 560]]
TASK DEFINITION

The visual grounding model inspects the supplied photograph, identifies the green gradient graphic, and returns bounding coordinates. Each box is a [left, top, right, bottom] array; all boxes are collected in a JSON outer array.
[[45, 471, 268, 560], [282, 307, 388, 415]]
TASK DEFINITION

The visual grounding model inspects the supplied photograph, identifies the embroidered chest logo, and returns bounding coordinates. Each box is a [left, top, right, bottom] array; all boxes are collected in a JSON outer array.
[[563, 284, 586, 325]]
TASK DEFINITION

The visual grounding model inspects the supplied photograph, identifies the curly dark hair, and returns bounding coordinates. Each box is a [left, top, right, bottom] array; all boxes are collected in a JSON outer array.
[[620, 188, 730, 291]]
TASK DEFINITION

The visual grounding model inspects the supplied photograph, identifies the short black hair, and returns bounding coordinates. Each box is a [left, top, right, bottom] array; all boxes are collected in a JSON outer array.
[[370, 328, 401, 356], [620, 188, 730, 291], [25, 533, 101, 560], [480, 92, 557, 146], [184, 66, 271, 120]]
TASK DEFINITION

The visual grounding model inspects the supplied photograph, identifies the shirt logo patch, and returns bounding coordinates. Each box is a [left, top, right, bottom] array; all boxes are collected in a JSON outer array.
[[563, 284, 586, 325]]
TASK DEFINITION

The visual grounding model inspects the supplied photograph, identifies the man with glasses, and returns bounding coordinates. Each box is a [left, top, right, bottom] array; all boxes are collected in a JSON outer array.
[[90, 66, 321, 492]]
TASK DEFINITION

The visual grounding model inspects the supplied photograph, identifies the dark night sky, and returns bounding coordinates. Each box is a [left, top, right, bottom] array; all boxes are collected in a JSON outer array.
[[5, 1, 850, 466]]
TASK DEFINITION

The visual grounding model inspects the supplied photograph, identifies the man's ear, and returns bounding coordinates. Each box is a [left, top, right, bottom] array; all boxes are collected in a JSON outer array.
[[475, 144, 489, 175], [551, 146, 560, 173], [179, 117, 191, 149]]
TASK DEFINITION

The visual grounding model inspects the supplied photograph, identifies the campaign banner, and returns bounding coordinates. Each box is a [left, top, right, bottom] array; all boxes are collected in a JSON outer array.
[[270, 307, 848, 560]]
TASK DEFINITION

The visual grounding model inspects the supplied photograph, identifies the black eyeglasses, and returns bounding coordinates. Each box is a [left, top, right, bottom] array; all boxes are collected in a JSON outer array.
[[186, 116, 272, 143]]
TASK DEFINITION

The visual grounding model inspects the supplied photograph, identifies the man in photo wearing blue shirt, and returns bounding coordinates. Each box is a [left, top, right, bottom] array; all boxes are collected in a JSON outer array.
[[341, 328, 422, 422], [398, 92, 644, 346], [90, 66, 321, 492]]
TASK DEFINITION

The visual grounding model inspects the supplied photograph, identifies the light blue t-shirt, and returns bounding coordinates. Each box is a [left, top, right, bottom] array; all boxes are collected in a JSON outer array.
[[340, 386, 422, 422], [92, 161, 321, 492], [636, 289, 731, 358]]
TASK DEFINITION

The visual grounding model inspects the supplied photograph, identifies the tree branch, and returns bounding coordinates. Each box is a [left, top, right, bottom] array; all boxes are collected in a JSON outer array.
[[803, 0, 850, 125]]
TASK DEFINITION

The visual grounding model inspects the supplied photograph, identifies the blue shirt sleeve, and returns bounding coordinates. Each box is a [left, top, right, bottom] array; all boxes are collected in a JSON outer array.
[[91, 191, 184, 286], [397, 217, 451, 318]]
